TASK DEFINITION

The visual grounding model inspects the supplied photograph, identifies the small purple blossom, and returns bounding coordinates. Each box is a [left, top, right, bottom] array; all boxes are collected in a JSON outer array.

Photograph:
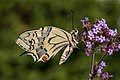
[[96, 61, 106, 74], [101, 72, 113, 79], [118, 44, 120, 49], [93, 24, 102, 31], [114, 44, 120, 52], [114, 29, 117, 36], [88, 30, 93, 35], [102, 18, 106, 23], [92, 28, 99, 34], [99, 65, 103, 70], [109, 29, 114, 36], [85, 17, 89, 21], [82, 31, 87, 39], [99, 18, 109, 29], [101, 72, 108, 79], [100, 18, 106, 25], [88, 35, 94, 40], [97, 69, 102, 73], [103, 24, 109, 29], [103, 45, 107, 48], [86, 51, 90, 56], [82, 31, 86, 36], [99, 20, 104, 26], [109, 29, 117, 37], [101, 61, 106, 67], [95, 36, 99, 42], [81, 20, 85, 23], [86, 41, 92, 48], [88, 30, 94, 40], [85, 48, 91, 56], [107, 49, 113, 55], [99, 35, 106, 43], [105, 38, 110, 42], [101, 45, 108, 53], [80, 17, 89, 22]]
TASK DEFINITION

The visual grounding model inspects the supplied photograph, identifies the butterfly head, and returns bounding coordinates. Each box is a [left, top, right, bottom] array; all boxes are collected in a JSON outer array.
[[70, 28, 79, 47], [16, 32, 34, 51]]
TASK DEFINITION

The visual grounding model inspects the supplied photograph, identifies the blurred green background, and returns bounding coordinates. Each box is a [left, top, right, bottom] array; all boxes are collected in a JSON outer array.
[[0, 0, 120, 80]]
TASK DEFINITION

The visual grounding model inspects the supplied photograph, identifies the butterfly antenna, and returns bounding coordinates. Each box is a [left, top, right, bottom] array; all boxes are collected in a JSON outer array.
[[66, 10, 75, 29], [71, 10, 74, 29]]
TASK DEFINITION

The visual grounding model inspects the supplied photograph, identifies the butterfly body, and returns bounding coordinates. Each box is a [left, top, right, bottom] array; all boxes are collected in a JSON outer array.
[[16, 26, 79, 65]]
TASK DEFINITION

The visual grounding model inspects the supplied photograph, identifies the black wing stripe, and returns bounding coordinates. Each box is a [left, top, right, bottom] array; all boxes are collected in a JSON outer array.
[[34, 31, 38, 37], [41, 27, 44, 31], [18, 37, 30, 47], [27, 33, 30, 37], [40, 27, 52, 38], [31, 38, 35, 44], [30, 52, 38, 62], [47, 27, 52, 32], [47, 27, 52, 36], [54, 34, 66, 39], [45, 53, 49, 58], [29, 45, 34, 50], [48, 35, 66, 44], [49, 41, 68, 50], [49, 29, 70, 53], [52, 44, 67, 53], [40, 27, 51, 42], [60, 30, 70, 42], [48, 36, 57, 43]]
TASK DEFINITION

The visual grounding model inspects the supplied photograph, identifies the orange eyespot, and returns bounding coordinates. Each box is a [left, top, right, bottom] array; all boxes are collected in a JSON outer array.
[[42, 55, 48, 62]]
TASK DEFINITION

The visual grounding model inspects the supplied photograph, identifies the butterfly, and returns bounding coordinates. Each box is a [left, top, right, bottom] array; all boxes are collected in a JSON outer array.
[[15, 26, 79, 65]]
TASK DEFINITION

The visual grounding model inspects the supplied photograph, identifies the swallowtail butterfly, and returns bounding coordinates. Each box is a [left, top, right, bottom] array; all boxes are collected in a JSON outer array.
[[16, 26, 79, 65]]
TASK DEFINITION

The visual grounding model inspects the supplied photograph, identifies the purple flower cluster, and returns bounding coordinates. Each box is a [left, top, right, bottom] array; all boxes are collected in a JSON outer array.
[[101, 42, 120, 55], [81, 17, 120, 80], [81, 17, 120, 56], [96, 61, 106, 74], [95, 61, 113, 79]]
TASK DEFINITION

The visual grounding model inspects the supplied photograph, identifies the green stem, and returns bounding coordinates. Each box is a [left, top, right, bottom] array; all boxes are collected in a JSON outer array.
[[97, 53, 108, 66], [88, 51, 95, 80]]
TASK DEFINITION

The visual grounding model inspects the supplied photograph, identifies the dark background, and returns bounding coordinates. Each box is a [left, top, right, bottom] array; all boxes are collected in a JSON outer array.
[[0, 0, 120, 80]]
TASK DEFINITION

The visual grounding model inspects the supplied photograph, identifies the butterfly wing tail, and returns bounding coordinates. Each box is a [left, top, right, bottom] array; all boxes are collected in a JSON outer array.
[[20, 51, 39, 62]]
